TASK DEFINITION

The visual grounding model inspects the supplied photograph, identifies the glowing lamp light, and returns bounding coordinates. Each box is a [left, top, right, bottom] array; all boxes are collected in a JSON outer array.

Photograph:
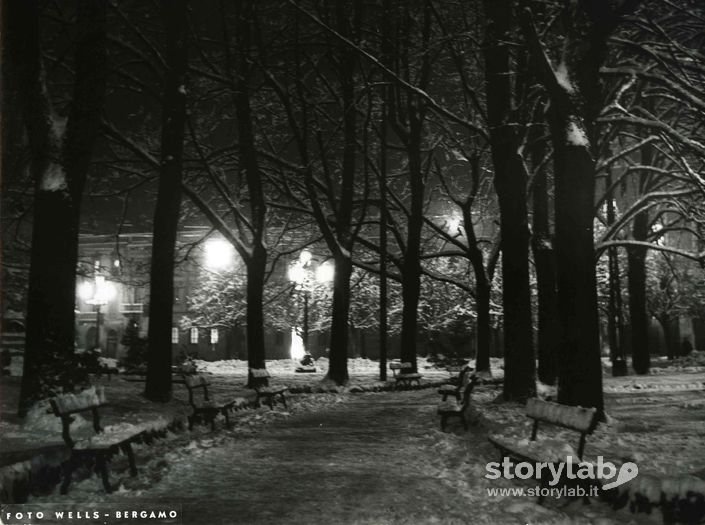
[[447, 216, 461, 233], [290, 328, 305, 360], [316, 262, 334, 283], [205, 239, 234, 269], [299, 250, 312, 265], [288, 264, 306, 285], [78, 281, 94, 301]]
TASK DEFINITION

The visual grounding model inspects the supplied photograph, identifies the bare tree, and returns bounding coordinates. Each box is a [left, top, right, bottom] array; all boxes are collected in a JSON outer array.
[[5, 0, 108, 415], [145, 0, 189, 402]]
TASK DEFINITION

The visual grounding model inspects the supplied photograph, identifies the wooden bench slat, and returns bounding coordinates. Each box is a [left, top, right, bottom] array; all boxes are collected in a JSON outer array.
[[248, 368, 287, 410], [182, 374, 239, 431], [526, 398, 597, 433], [49, 388, 143, 494]]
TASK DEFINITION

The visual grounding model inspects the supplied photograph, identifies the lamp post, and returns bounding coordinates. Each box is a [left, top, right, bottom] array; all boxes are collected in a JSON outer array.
[[288, 250, 334, 357], [78, 275, 116, 351]]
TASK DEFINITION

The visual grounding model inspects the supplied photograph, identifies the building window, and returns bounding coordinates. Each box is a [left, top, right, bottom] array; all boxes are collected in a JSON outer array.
[[210, 328, 219, 345], [171, 327, 179, 344], [190, 327, 199, 344]]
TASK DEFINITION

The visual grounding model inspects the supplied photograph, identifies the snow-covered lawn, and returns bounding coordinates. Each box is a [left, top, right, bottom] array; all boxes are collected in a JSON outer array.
[[2, 355, 703, 524]]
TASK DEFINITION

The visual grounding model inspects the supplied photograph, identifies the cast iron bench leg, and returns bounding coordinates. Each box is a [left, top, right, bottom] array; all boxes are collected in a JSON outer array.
[[121, 443, 138, 477], [95, 454, 112, 493], [60, 455, 76, 495]]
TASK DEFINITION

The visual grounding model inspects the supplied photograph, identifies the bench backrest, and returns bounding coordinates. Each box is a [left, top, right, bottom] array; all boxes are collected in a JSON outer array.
[[459, 374, 479, 407], [182, 374, 212, 405], [49, 387, 107, 447], [526, 399, 597, 433], [389, 362, 412, 370], [459, 367, 475, 388], [50, 387, 106, 416], [249, 368, 271, 388], [526, 399, 598, 458]]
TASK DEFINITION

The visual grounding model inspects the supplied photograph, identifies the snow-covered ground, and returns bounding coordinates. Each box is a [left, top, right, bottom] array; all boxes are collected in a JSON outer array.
[[2, 356, 703, 524]]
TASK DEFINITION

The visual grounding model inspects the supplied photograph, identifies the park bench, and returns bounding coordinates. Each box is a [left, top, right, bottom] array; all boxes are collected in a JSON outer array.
[[389, 362, 423, 387], [183, 374, 246, 431], [49, 387, 145, 494], [438, 365, 474, 401], [90, 358, 120, 381], [249, 369, 288, 409], [437, 374, 479, 431], [488, 398, 598, 464], [488, 398, 599, 502]]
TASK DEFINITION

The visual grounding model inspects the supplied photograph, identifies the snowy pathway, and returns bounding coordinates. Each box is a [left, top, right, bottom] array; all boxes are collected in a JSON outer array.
[[136, 392, 477, 524], [32, 383, 699, 524]]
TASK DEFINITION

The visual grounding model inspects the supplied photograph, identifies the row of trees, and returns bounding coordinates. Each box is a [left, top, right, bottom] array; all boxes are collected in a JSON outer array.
[[3, 0, 704, 416]]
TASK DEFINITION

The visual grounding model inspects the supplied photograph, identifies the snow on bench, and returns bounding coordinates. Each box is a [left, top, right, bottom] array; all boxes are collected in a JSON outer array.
[[437, 374, 479, 431], [182, 374, 248, 430], [605, 471, 705, 523], [389, 362, 422, 387], [489, 399, 598, 463], [438, 366, 475, 401], [49, 387, 145, 494], [249, 369, 287, 409]]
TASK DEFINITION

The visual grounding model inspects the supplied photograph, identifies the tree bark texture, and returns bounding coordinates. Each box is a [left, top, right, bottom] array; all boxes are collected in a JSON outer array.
[[483, 0, 535, 400], [8, 0, 107, 415], [628, 209, 650, 374], [145, 0, 188, 402], [234, 0, 268, 378], [532, 150, 559, 385]]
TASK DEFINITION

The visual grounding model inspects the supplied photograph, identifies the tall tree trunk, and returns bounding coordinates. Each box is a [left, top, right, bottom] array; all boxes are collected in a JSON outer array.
[[398, 120, 424, 372], [317, 1, 360, 385], [9, 0, 107, 415], [605, 169, 626, 375], [474, 276, 492, 372], [518, 0, 636, 414], [145, 0, 188, 402], [628, 209, 650, 374], [328, 254, 353, 384], [483, 0, 535, 401], [246, 253, 267, 371], [234, 0, 268, 381], [550, 111, 603, 411], [532, 152, 559, 385], [378, 87, 389, 382], [658, 316, 675, 360], [377, 0, 392, 382]]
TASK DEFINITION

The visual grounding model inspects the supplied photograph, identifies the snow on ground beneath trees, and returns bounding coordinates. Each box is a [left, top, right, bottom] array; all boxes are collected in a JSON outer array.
[[3, 356, 704, 524], [192, 356, 506, 384]]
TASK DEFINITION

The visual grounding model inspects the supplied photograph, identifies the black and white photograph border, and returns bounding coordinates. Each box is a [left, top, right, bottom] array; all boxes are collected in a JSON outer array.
[[1, 0, 705, 524]]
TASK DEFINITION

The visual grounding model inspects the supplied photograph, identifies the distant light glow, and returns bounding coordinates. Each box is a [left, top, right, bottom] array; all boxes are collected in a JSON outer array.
[[288, 264, 306, 285], [93, 276, 116, 304], [316, 262, 334, 283], [299, 250, 312, 265], [78, 281, 94, 301], [447, 216, 461, 233], [290, 328, 305, 360], [205, 239, 234, 269], [79, 276, 116, 305]]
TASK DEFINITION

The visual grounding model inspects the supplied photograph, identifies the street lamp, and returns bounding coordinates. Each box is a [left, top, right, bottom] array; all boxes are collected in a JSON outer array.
[[288, 251, 334, 358], [204, 238, 234, 269], [78, 275, 116, 351]]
